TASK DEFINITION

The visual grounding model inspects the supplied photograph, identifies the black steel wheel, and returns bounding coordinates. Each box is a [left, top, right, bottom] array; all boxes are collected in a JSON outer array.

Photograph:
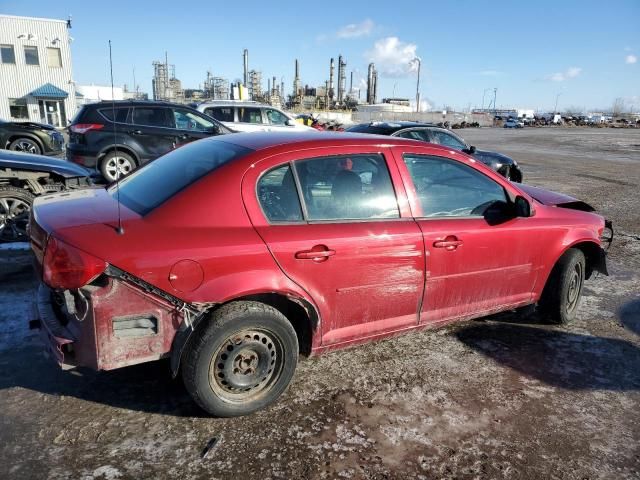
[[0, 186, 34, 243], [9, 138, 42, 155], [182, 301, 298, 417], [538, 248, 586, 324]]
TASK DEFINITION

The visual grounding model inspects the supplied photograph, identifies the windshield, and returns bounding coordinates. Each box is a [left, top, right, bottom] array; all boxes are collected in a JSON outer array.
[[110, 139, 252, 215]]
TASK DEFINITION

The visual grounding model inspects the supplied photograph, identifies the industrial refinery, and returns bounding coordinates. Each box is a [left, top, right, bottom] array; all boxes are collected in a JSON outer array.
[[151, 48, 384, 111]]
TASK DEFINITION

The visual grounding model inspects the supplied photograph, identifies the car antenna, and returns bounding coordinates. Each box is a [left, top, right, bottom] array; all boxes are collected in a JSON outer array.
[[109, 40, 124, 235]]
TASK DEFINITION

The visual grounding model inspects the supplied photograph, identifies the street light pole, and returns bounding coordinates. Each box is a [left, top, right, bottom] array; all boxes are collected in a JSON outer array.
[[554, 92, 562, 113], [414, 57, 421, 113], [481, 88, 491, 111]]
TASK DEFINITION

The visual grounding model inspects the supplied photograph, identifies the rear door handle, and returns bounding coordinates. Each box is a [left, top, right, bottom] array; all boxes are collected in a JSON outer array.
[[433, 235, 463, 251], [295, 245, 336, 262]]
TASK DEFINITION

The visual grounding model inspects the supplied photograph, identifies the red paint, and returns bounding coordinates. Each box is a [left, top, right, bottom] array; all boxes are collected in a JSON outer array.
[[31, 132, 607, 372]]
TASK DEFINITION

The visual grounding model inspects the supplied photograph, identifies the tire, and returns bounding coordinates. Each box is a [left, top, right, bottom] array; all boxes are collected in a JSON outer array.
[[100, 151, 136, 182], [538, 248, 586, 324], [9, 137, 42, 155], [182, 301, 299, 417], [0, 186, 34, 243]]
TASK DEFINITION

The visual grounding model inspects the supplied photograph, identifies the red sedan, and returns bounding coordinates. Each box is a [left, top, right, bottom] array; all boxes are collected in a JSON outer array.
[[30, 132, 610, 416]]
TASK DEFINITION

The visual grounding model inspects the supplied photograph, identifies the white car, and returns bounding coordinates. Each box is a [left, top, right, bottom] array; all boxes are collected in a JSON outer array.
[[197, 101, 315, 133], [504, 118, 524, 128]]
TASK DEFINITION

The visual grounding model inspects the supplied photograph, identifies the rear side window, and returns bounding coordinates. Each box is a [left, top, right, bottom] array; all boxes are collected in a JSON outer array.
[[132, 107, 173, 128], [99, 107, 129, 123], [403, 154, 507, 217], [295, 154, 399, 221], [238, 107, 263, 124], [257, 164, 303, 222], [205, 107, 234, 122], [113, 140, 252, 215]]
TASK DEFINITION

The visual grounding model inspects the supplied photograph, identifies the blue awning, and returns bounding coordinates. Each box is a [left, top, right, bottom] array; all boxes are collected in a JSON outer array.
[[29, 83, 68, 99]]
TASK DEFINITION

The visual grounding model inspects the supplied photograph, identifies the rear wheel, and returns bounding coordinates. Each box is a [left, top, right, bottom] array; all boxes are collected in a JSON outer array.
[[100, 151, 135, 182], [0, 186, 34, 242], [538, 249, 586, 324], [182, 301, 299, 417], [9, 138, 42, 155]]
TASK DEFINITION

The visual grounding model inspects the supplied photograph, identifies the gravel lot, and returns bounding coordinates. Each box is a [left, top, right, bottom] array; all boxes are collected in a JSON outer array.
[[1, 127, 639, 480]]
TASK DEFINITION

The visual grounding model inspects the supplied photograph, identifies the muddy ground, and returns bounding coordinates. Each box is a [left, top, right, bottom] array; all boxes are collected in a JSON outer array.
[[1, 127, 639, 480]]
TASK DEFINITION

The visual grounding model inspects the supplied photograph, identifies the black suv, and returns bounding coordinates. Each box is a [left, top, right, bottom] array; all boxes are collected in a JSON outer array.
[[346, 122, 523, 182], [67, 101, 232, 182], [0, 119, 65, 156]]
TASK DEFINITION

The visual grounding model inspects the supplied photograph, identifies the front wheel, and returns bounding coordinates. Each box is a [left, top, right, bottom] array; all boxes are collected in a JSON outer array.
[[538, 248, 586, 324], [0, 186, 34, 242], [182, 301, 299, 417], [9, 138, 42, 154]]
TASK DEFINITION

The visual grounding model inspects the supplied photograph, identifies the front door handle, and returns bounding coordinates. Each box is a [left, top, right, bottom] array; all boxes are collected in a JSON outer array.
[[295, 245, 336, 262], [433, 235, 463, 251], [129, 129, 143, 135]]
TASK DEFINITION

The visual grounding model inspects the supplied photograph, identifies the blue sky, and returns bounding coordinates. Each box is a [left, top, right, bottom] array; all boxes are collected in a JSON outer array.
[[3, 0, 639, 111]]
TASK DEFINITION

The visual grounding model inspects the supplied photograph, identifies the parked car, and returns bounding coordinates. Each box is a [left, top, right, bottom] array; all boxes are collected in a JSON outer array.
[[346, 122, 523, 182], [1, 119, 65, 156], [1, 150, 93, 242], [197, 101, 315, 133], [66, 100, 232, 182], [504, 118, 524, 128], [31, 132, 610, 417]]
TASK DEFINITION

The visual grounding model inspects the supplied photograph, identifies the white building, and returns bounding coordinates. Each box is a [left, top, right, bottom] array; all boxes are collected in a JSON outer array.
[[0, 14, 76, 127], [76, 84, 124, 105]]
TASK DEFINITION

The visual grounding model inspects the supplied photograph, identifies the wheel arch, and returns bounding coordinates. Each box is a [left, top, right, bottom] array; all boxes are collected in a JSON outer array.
[[7, 133, 45, 152], [170, 291, 320, 377]]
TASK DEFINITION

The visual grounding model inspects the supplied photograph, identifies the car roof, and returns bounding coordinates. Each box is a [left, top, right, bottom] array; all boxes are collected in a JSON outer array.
[[198, 101, 267, 108], [89, 100, 198, 109], [213, 131, 451, 154], [347, 121, 438, 134]]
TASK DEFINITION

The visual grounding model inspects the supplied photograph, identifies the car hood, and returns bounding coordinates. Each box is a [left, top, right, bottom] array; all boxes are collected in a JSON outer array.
[[517, 184, 595, 211], [5, 121, 57, 131], [0, 150, 91, 178]]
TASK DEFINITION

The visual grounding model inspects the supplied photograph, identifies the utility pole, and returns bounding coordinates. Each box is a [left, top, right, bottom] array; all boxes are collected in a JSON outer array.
[[413, 57, 421, 113], [482, 87, 491, 111], [493, 87, 497, 115]]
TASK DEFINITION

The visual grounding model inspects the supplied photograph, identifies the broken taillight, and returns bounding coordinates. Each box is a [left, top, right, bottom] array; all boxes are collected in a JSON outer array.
[[43, 237, 106, 289]]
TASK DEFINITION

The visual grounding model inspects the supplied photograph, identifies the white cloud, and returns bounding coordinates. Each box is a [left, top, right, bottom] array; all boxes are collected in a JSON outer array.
[[545, 66, 582, 82], [365, 36, 419, 77], [336, 19, 374, 39], [479, 70, 502, 76], [625, 54, 637, 64]]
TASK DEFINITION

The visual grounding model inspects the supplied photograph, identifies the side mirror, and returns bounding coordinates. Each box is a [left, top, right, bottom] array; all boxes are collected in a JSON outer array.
[[285, 119, 295, 127], [514, 196, 531, 217], [463, 145, 476, 154]]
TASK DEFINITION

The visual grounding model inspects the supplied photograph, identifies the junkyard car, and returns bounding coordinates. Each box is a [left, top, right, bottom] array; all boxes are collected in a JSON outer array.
[[346, 122, 523, 182], [1, 118, 65, 156], [30, 132, 610, 417], [1, 150, 93, 242]]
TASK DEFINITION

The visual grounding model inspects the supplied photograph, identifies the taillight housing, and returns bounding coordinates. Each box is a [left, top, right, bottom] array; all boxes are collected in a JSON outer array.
[[43, 237, 106, 289], [69, 123, 104, 134]]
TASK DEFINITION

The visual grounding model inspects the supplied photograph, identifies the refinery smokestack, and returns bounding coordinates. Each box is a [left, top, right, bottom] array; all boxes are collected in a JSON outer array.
[[337, 55, 346, 104], [243, 49, 248, 86], [293, 59, 300, 98], [329, 58, 335, 101]]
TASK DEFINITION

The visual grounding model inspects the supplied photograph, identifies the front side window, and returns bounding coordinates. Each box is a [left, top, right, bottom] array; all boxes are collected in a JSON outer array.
[[205, 107, 233, 122], [9, 98, 28, 119], [173, 109, 214, 132], [1, 44, 16, 64], [430, 130, 466, 150], [265, 109, 289, 125], [238, 107, 263, 124], [132, 107, 172, 128], [47, 47, 62, 67], [257, 164, 303, 222], [294, 154, 399, 221], [403, 154, 507, 218], [24, 46, 39, 66]]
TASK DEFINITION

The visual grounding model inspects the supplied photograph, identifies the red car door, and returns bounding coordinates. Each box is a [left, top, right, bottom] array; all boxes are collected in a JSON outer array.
[[242, 146, 425, 347], [391, 145, 539, 324]]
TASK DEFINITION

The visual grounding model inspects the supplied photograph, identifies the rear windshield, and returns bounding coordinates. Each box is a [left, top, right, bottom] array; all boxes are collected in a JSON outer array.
[[111, 139, 252, 215], [345, 124, 394, 135]]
